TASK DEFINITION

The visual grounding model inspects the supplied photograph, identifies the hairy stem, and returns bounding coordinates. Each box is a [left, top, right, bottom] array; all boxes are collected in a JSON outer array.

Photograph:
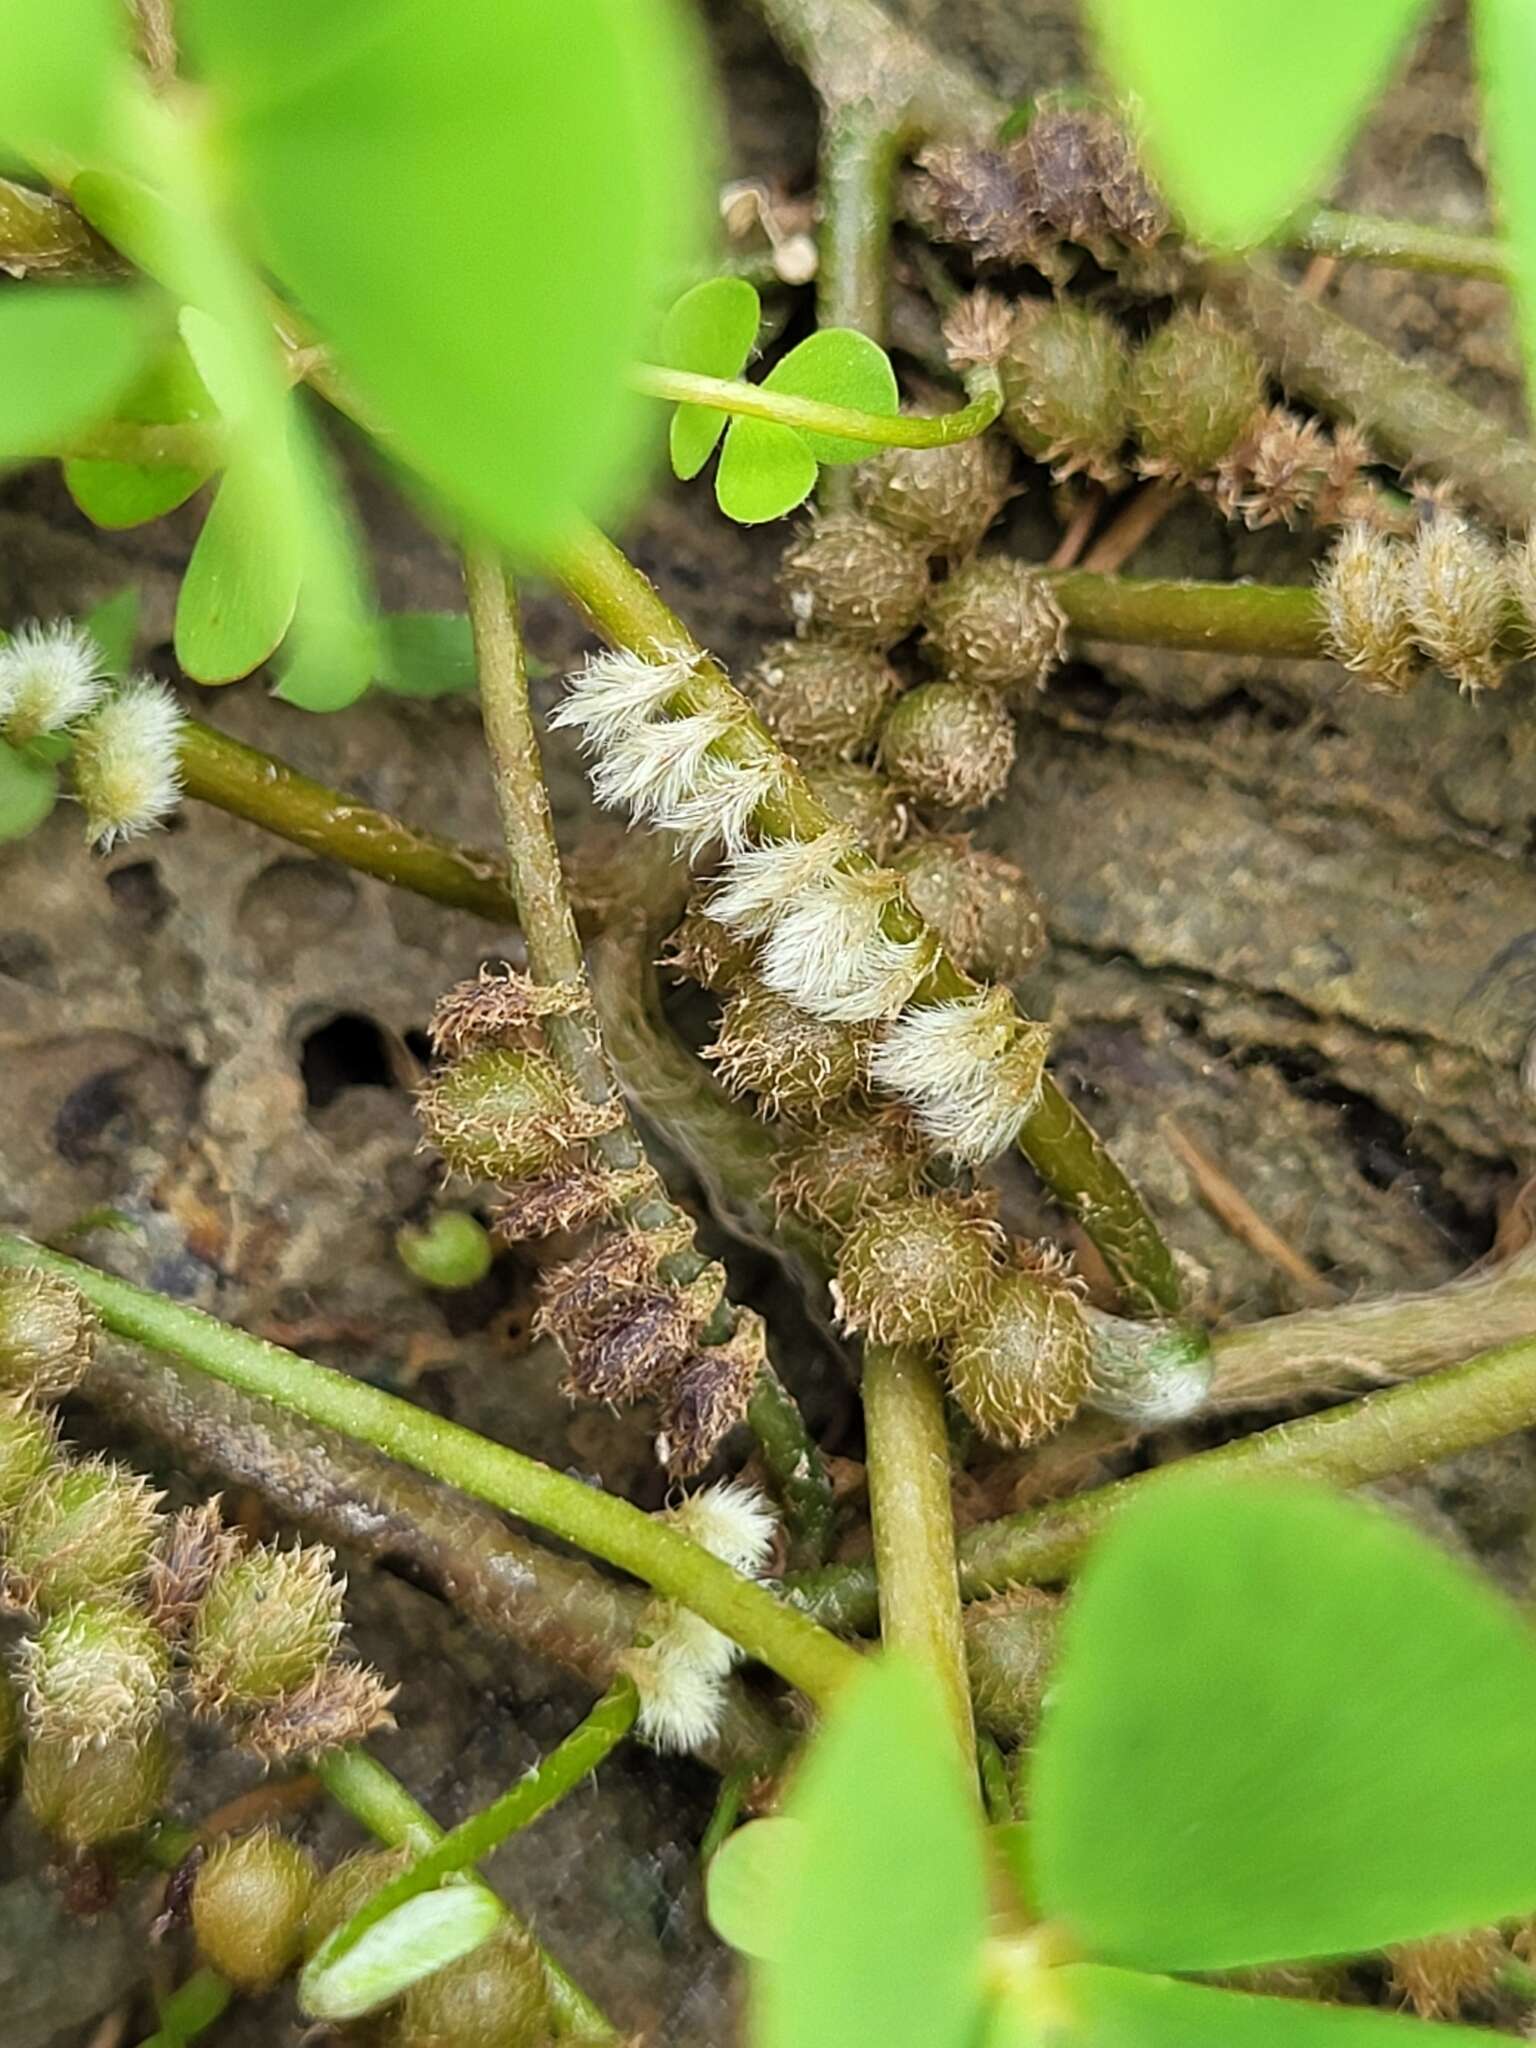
[[0, 1234, 862, 1704], [544, 516, 1185, 1320], [631, 363, 999, 446], [316, 1749, 615, 2040], [862, 1343, 976, 1778], [463, 544, 828, 1500], [791, 1330, 1536, 1628], [1207, 258, 1536, 532], [1280, 206, 1507, 282], [178, 718, 519, 923]]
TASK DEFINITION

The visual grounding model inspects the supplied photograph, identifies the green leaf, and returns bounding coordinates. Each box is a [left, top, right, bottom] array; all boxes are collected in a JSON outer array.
[[0, 288, 155, 458], [175, 450, 302, 683], [64, 340, 216, 530], [1082, 0, 1433, 247], [0, 741, 57, 841], [270, 414, 380, 712], [1032, 1481, 1536, 1973], [1476, 0, 1536, 409], [0, 0, 126, 164], [753, 1655, 988, 2048], [984, 1965, 1514, 2048], [715, 416, 817, 524], [187, 0, 707, 549], [661, 277, 762, 479], [83, 587, 141, 675], [705, 1819, 805, 1962], [761, 328, 898, 466], [371, 614, 479, 699]]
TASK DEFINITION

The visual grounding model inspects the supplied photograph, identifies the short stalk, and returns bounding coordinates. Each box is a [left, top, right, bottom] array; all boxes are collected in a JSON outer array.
[[318, 1678, 637, 1977], [543, 516, 1184, 1320], [177, 717, 519, 923], [862, 1341, 977, 1782], [316, 1749, 616, 2040], [629, 362, 1000, 445], [0, 1233, 862, 1705]]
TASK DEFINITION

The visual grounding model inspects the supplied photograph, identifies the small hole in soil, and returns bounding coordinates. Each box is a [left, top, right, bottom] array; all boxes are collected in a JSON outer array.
[[300, 1013, 399, 1110], [105, 860, 174, 932]]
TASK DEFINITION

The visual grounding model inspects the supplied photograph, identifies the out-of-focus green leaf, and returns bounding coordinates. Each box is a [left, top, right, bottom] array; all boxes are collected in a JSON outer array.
[[705, 1819, 805, 1962], [661, 277, 762, 479], [0, 0, 126, 164], [186, 0, 707, 549], [754, 1655, 988, 2048], [982, 1965, 1514, 2047], [83, 587, 141, 674], [0, 740, 57, 840], [270, 415, 379, 711], [0, 288, 154, 457], [175, 450, 301, 682], [372, 613, 478, 699], [1082, 0, 1433, 248], [760, 327, 898, 466], [1031, 1481, 1536, 1973], [64, 340, 216, 529], [1476, 0, 1536, 410], [715, 416, 817, 524]]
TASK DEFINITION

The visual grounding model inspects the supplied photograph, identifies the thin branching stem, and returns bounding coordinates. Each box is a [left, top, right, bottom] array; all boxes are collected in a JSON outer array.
[[317, 1679, 637, 1986], [1278, 205, 1507, 282], [0, 1233, 862, 1704], [316, 1749, 616, 2040], [791, 1329, 1536, 1629]]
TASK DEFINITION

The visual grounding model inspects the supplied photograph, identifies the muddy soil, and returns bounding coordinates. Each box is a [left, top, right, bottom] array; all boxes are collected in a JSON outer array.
[[4, 3, 1535, 2041]]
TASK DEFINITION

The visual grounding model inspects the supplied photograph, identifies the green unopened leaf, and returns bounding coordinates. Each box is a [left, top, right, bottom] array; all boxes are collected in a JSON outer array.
[[1476, 0, 1536, 408], [662, 277, 762, 479], [83, 587, 141, 675], [175, 450, 301, 682], [0, 0, 126, 164], [1032, 1481, 1536, 1973], [761, 327, 898, 466], [706, 1819, 805, 1962], [188, 0, 707, 548], [300, 1886, 503, 2023], [0, 741, 58, 841], [754, 1655, 988, 2048], [65, 340, 216, 529], [984, 1965, 1513, 2048], [1083, 0, 1433, 247], [0, 288, 155, 458], [715, 416, 817, 524]]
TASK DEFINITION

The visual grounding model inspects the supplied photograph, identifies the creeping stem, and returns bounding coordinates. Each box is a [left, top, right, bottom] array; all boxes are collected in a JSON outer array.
[[631, 362, 1000, 446], [0, 1233, 861, 1707]]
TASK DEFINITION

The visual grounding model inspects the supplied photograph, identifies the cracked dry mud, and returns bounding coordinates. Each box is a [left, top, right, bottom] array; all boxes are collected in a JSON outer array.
[[5, 1, 1536, 2041]]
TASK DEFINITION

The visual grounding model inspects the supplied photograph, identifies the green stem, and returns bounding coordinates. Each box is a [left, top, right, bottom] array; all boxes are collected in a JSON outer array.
[[817, 98, 906, 344], [316, 1749, 615, 2040], [1207, 258, 1536, 532], [138, 1968, 232, 2048], [178, 717, 519, 924], [543, 517, 1183, 1320], [0, 1234, 861, 1705], [630, 362, 1000, 446], [790, 1331, 1536, 1629], [319, 1679, 637, 1977], [1045, 570, 1324, 659], [862, 1342, 977, 1780], [1279, 205, 1507, 282], [699, 1762, 755, 1865]]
